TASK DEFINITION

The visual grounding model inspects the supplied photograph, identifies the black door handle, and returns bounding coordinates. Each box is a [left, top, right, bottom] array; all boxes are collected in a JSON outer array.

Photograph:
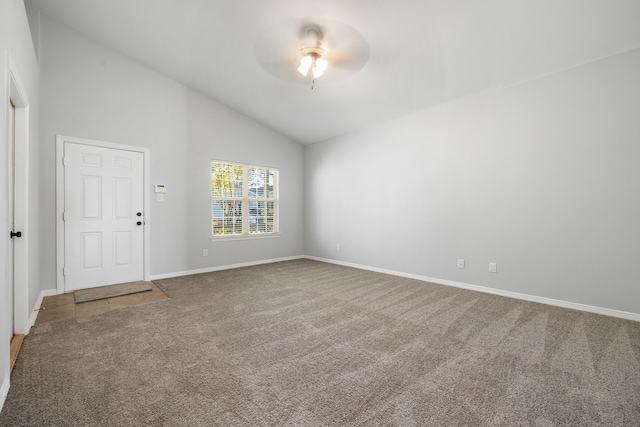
[[10, 231, 22, 238], [136, 221, 142, 226], [137, 212, 142, 217]]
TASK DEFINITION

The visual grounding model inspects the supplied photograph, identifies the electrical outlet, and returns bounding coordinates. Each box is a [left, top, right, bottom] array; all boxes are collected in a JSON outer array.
[[336, 243, 341, 251], [457, 259, 465, 269], [489, 262, 497, 273], [203, 249, 208, 257]]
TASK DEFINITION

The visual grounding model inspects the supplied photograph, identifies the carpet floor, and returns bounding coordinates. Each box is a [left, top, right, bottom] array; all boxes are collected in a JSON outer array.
[[1, 259, 639, 426]]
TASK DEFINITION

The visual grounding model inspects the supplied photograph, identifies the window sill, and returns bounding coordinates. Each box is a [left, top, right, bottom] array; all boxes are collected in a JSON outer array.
[[210, 233, 280, 242]]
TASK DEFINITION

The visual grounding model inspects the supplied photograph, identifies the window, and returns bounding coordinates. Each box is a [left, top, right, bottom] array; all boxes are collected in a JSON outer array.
[[211, 161, 278, 238]]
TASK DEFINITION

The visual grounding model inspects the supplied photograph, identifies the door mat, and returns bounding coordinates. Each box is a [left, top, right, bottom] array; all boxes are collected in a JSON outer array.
[[74, 281, 152, 303]]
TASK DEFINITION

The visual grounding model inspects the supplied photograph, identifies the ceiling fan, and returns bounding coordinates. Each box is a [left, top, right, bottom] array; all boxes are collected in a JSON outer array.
[[254, 18, 370, 87]]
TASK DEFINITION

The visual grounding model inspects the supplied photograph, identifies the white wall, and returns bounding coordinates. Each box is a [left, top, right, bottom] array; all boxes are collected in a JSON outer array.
[[37, 16, 304, 286], [0, 0, 40, 410], [305, 48, 640, 316]]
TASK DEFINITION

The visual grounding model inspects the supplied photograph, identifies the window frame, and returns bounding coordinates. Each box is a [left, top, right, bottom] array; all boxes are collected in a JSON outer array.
[[210, 160, 279, 241]]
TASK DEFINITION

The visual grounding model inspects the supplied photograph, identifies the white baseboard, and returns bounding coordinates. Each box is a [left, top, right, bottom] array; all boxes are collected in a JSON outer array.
[[150, 255, 305, 281], [29, 289, 58, 329], [0, 376, 9, 415], [36, 254, 640, 322], [304, 256, 640, 322]]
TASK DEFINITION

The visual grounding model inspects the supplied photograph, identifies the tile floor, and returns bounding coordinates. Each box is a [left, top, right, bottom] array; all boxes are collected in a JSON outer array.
[[35, 282, 168, 324]]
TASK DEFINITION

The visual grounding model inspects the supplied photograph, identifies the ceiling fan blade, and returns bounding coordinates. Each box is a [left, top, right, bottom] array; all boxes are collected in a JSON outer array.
[[326, 28, 369, 72], [330, 56, 367, 71]]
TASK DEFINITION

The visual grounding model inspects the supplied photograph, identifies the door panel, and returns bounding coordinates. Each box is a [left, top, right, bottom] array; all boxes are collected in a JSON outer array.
[[82, 175, 102, 218], [81, 232, 102, 268], [113, 231, 132, 266], [114, 177, 132, 218], [64, 143, 144, 290]]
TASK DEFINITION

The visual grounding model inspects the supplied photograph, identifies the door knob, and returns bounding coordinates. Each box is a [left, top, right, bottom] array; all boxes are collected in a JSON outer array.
[[136, 221, 142, 226], [10, 231, 22, 238], [137, 212, 142, 216]]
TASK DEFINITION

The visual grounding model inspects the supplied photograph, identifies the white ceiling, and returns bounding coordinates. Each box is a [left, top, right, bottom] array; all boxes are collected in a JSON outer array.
[[24, 0, 640, 144]]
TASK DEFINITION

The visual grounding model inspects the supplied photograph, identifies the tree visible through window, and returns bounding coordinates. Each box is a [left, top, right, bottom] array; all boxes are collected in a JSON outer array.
[[211, 161, 278, 237]]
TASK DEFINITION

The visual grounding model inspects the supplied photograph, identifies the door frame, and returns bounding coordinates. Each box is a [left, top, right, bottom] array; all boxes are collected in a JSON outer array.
[[56, 135, 150, 294], [7, 58, 30, 335]]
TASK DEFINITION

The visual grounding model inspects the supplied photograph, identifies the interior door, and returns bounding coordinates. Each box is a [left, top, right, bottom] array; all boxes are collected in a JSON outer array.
[[8, 98, 15, 335], [63, 143, 144, 291]]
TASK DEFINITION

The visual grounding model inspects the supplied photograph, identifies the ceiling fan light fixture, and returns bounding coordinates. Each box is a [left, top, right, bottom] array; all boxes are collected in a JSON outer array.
[[311, 67, 323, 79], [315, 57, 328, 71], [312, 57, 328, 78], [297, 54, 313, 76], [297, 65, 310, 76], [297, 27, 329, 82]]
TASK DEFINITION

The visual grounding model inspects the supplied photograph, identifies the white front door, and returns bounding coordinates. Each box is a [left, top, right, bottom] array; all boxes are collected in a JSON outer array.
[[63, 142, 144, 291]]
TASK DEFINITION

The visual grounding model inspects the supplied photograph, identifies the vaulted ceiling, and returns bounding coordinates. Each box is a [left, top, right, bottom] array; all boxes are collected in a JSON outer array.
[[24, 0, 640, 144]]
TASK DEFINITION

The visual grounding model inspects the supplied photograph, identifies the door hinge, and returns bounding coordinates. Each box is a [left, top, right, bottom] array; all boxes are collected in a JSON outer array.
[[62, 157, 66, 166], [62, 212, 66, 221], [62, 267, 66, 276]]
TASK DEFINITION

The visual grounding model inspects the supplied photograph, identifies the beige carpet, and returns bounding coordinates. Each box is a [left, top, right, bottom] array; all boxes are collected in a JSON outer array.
[[1, 259, 639, 426], [73, 281, 152, 303]]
